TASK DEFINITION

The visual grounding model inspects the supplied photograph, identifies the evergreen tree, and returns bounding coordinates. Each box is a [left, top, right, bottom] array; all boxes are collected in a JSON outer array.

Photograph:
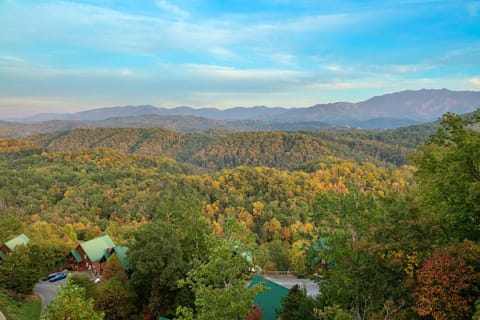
[[277, 284, 316, 320]]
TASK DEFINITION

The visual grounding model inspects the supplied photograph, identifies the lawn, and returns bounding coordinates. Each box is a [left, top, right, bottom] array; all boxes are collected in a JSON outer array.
[[0, 290, 42, 320]]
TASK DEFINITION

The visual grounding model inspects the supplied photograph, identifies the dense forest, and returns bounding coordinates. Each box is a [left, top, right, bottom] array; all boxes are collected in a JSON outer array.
[[0, 111, 479, 319], [28, 121, 436, 170]]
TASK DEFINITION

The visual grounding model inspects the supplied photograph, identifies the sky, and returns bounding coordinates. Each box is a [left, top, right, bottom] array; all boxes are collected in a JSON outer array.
[[0, 0, 479, 118]]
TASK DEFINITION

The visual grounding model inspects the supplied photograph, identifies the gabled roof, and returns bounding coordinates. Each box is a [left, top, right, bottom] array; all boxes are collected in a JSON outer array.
[[71, 248, 82, 262], [104, 245, 128, 269], [79, 235, 115, 262], [4, 234, 29, 251], [113, 246, 128, 269], [249, 275, 289, 320]]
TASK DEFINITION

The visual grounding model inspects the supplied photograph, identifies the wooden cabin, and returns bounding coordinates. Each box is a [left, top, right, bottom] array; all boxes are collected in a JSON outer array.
[[66, 235, 128, 275], [0, 233, 29, 263]]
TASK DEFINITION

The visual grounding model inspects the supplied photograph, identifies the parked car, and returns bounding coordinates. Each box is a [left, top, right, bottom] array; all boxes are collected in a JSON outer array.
[[49, 273, 67, 282], [43, 272, 60, 281]]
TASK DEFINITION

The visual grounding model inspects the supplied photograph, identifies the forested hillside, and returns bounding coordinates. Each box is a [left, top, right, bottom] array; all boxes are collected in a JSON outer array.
[[29, 126, 432, 170], [1, 111, 479, 320]]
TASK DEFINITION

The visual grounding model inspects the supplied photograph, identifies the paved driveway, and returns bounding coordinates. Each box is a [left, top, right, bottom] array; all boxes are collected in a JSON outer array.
[[264, 276, 320, 297], [34, 276, 67, 313]]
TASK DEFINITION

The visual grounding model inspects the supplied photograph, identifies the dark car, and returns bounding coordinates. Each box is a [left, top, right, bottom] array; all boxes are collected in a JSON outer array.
[[43, 272, 60, 281], [49, 273, 67, 282]]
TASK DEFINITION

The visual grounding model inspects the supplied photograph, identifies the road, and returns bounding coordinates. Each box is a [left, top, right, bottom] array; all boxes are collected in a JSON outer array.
[[34, 277, 67, 313]]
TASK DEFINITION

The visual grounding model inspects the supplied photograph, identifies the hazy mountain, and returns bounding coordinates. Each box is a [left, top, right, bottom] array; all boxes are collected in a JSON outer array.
[[276, 89, 480, 124], [5, 89, 480, 129], [0, 115, 337, 138], [18, 105, 288, 122], [19, 105, 160, 122], [350, 118, 421, 129]]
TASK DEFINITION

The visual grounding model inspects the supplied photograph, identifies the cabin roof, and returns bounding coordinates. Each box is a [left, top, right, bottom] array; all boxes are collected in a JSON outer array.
[[79, 235, 115, 262], [249, 275, 289, 320], [4, 233, 29, 250]]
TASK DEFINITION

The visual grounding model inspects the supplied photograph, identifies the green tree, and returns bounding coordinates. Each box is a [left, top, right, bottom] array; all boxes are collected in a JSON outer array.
[[314, 190, 412, 320], [276, 284, 316, 320], [256, 240, 290, 271], [412, 110, 480, 241], [313, 305, 353, 320], [0, 214, 24, 243], [473, 299, 480, 320], [42, 282, 104, 320], [67, 273, 98, 300], [0, 245, 43, 294], [129, 220, 187, 318], [176, 238, 264, 320], [95, 277, 137, 320]]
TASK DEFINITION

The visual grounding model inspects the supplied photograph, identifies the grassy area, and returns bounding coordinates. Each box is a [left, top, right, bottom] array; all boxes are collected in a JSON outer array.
[[0, 290, 42, 320]]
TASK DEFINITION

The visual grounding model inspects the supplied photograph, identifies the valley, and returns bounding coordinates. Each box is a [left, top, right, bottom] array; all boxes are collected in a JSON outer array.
[[1, 109, 479, 319]]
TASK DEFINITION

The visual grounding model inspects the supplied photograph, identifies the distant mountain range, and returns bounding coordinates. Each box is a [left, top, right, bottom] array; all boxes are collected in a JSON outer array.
[[3, 89, 480, 134]]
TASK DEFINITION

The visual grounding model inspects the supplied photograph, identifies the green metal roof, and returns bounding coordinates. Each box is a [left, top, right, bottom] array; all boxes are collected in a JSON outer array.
[[71, 248, 83, 262], [4, 233, 29, 251], [249, 275, 289, 320], [80, 235, 115, 262], [113, 246, 128, 269], [104, 245, 129, 269]]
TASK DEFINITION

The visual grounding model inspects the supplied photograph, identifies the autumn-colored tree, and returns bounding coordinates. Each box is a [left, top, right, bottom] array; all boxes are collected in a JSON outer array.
[[101, 254, 127, 283], [415, 248, 479, 320], [244, 305, 263, 320]]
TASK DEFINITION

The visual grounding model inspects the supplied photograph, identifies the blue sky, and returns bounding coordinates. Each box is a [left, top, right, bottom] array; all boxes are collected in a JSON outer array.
[[0, 0, 479, 117]]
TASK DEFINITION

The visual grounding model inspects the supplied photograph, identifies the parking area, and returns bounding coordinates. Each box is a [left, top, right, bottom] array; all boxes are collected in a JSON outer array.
[[264, 276, 320, 297], [34, 274, 68, 313]]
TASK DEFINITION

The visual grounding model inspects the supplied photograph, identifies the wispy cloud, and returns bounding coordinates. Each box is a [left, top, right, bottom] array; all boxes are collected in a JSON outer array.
[[0, 0, 478, 117], [208, 47, 240, 60], [0, 54, 24, 63], [182, 64, 304, 82], [155, 0, 191, 20], [0, 1, 228, 56], [0, 1, 375, 59], [264, 53, 297, 66], [469, 77, 480, 86], [304, 81, 389, 90]]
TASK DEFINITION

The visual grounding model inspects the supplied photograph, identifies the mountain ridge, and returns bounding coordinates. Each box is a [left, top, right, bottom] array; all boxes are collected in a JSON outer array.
[[9, 89, 480, 124]]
